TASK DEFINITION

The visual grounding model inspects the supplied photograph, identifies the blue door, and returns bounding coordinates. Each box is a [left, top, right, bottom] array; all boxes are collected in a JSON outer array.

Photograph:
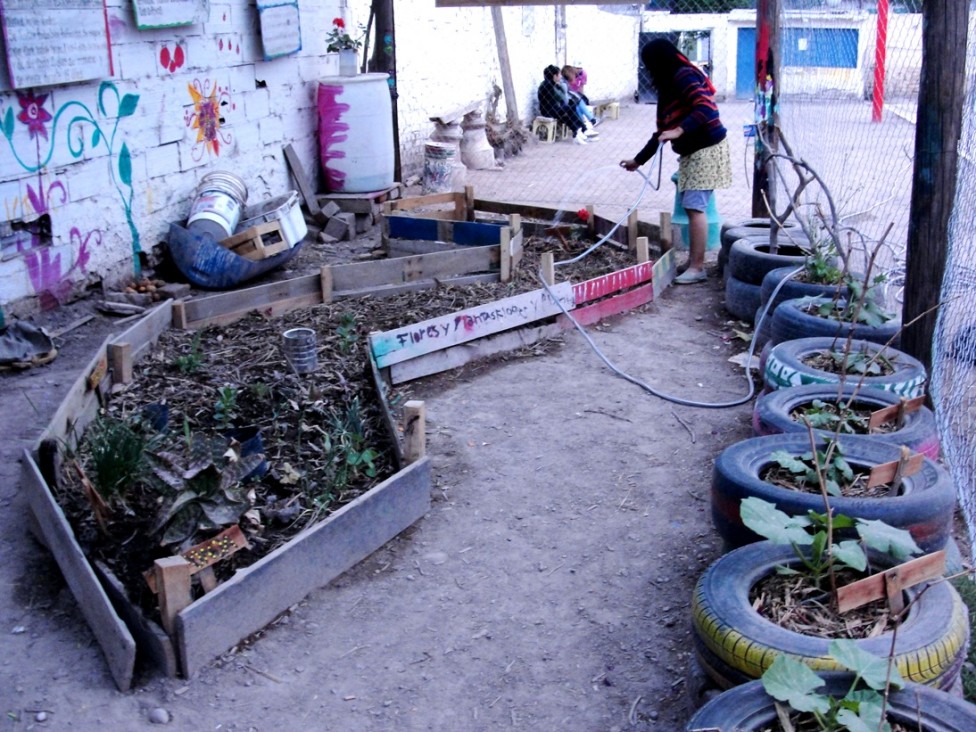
[[736, 28, 756, 99]]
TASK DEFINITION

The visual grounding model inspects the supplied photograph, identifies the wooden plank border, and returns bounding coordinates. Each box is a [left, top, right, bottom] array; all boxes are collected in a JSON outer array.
[[177, 457, 431, 677], [21, 451, 137, 690], [369, 282, 574, 369]]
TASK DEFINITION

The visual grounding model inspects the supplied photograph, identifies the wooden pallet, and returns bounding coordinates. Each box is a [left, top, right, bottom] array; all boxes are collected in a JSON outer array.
[[220, 220, 288, 261]]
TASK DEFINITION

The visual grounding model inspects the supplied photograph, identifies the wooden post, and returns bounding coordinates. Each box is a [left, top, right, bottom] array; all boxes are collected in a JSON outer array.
[[586, 204, 596, 237], [490, 7, 519, 124], [902, 0, 969, 388], [172, 300, 188, 330], [499, 230, 511, 283], [154, 556, 193, 636], [465, 185, 475, 221], [659, 212, 673, 253], [320, 266, 333, 304], [107, 342, 133, 384], [541, 251, 555, 285], [403, 400, 426, 463], [627, 209, 639, 251], [508, 213, 521, 235], [636, 236, 650, 264]]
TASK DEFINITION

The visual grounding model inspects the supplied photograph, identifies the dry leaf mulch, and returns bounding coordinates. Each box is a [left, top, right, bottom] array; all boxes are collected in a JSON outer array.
[[54, 234, 640, 618]]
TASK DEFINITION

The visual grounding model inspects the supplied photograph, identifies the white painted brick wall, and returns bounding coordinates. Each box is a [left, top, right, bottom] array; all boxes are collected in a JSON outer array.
[[0, 1, 926, 313]]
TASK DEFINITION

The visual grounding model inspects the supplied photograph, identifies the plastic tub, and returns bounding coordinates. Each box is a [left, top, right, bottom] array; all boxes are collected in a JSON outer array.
[[187, 171, 249, 240], [238, 191, 308, 248]]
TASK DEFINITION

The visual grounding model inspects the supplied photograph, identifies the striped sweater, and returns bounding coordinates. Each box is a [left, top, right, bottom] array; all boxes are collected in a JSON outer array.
[[634, 67, 727, 165]]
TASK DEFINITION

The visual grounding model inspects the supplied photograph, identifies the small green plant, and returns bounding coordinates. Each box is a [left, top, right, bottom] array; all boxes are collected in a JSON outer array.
[[768, 439, 858, 497], [214, 386, 239, 429], [741, 497, 921, 592], [249, 381, 271, 400], [175, 332, 203, 374], [149, 433, 263, 546], [336, 312, 359, 354], [761, 639, 904, 732], [793, 399, 868, 437], [802, 239, 843, 285], [827, 348, 893, 377], [83, 414, 151, 502]]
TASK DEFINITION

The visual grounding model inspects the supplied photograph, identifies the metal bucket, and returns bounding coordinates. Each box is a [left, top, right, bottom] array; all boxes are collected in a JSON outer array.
[[281, 327, 318, 374], [187, 171, 249, 240]]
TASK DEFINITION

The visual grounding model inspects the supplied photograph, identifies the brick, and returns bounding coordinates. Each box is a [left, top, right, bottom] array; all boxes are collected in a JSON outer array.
[[319, 200, 341, 219]]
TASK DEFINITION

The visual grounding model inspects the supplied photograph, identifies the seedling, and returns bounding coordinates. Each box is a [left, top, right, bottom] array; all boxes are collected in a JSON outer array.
[[741, 497, 921, 593], [83, 413, 151, 502], [214, 386, 239, 429], [761, 639, 904, 732], [336, 312, 359, 354], [175, 332, 203, 374]]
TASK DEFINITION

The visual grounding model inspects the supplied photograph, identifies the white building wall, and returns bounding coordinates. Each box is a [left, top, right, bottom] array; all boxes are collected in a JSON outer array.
[[0, 2, 922, 316]]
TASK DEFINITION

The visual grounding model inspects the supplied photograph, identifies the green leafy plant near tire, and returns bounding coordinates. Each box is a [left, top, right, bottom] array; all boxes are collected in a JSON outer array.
[[791, 400, 868, 437], [740, 497, 921, 593], [768, 440, 859, 497], [761, 639, 905, 732]]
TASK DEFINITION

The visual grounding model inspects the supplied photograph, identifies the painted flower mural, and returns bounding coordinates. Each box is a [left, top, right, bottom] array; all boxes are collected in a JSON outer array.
[[16, 91, 52, 141], [186, 79, 233, 160]]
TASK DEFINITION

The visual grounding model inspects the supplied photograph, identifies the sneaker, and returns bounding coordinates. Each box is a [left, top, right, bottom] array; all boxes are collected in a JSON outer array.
[[674, 269, 707, 285], [574, 131, 588, 145], [591, 117, 602, 126], [583, 127, 599, 138]]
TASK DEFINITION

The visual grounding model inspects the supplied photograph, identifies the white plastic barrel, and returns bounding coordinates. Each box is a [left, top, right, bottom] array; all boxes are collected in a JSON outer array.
[[317, 73, 395, 194]]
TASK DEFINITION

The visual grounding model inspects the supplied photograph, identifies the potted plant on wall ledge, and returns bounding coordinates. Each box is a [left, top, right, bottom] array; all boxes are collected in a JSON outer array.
[[326, 16, 363, 77]]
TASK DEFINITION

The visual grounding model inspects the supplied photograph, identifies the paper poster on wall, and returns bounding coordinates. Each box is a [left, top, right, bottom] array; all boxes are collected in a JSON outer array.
[[257, 0, 301, 61], [0, 0, 113, 89], [132, 0, 207, 30]]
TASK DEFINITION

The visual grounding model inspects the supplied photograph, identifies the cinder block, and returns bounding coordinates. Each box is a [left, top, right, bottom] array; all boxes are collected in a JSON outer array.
[[157, 283, 192, 300], [324, 211, 355, 241], [355, 213, 371, 235], [320, 200, 341, 219]]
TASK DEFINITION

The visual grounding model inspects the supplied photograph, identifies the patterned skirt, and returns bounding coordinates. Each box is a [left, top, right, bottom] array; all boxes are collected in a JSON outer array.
[[678, 137, 733, 192]]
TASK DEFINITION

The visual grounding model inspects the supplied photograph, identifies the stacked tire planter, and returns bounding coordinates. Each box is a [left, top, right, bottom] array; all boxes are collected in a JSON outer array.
[[710, 434, 955, 554], [769, 296, 902, 349], [762, 336, 928, 398], [752, 382, 940, 460], [718, 218, 799, 280], [686, 673, 976, 731], [724, 237, 811, 325], [691, 542, 969, 691], [753, 266, 866, 349]]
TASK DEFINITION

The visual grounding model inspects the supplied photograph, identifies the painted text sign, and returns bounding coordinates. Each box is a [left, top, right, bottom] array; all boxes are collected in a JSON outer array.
[[132, 0, 206, 29], [370, 282, 575, 368], [257, 1, 301, 60], [0, 0, 112, 89]]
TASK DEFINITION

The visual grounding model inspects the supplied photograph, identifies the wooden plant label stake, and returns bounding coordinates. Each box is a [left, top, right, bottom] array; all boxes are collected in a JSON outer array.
[[867, 450, 923, 488], [144, 525, 249, 594], [835, 550, 946, 614], [403, 400, 426, 464], [869, 396, 925, 430]]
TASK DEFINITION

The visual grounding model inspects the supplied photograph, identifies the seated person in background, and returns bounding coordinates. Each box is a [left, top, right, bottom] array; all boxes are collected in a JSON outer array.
[[538, 64, 597, 145], [562, 64, 598, 128]]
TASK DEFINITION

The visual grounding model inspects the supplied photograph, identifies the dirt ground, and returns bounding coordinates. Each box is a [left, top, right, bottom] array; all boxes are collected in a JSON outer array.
[[0, 222, 765, 731]]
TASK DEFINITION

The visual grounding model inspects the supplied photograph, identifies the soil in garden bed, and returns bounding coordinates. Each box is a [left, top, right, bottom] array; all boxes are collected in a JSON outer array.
[[803, 349, 898, 378], [787, 400, 898, 436], [54, 234, 641, 621]]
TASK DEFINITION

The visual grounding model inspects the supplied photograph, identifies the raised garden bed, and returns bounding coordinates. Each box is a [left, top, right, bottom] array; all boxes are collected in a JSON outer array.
[[21, 196, 675, 690]]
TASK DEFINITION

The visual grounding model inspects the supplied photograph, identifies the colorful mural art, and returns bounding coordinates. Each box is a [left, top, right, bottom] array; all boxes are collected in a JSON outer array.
[[1, 82, 142, 278], [160, 44, 187, 73], [185, 79, 233, 160]]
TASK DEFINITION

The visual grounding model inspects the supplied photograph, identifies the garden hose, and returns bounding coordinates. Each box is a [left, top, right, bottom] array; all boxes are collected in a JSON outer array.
[[535, 150, 804, 409]]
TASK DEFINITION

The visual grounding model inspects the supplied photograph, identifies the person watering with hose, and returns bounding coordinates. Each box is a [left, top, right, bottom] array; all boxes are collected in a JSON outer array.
[[620, 39, 732, 285]]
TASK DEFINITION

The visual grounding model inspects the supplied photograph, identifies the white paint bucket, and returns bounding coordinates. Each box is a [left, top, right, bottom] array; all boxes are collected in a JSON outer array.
[[282, 327, 318, 374], [423, 141, 461, 195], [318, 74, 395, 193], [238, 191, 308, 247], [187, 171, 249, 240]]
